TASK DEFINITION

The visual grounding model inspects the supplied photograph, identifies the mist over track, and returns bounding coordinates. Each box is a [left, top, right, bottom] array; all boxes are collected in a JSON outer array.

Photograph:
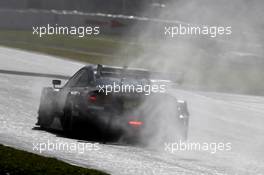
[[0, 47, 263, 175]]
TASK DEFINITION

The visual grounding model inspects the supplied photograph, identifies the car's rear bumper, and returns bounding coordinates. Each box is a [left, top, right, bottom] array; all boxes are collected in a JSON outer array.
[[75, 106, 144, 137], [73, 103, 189, 140]]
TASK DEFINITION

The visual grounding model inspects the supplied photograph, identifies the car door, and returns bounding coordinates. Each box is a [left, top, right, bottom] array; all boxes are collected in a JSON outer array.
[[57, 68, 95, 113], [56, 68, 87, 113]]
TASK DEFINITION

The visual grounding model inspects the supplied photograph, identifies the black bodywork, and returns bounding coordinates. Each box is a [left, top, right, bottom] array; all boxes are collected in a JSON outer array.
[[36, 64, 189, 142]]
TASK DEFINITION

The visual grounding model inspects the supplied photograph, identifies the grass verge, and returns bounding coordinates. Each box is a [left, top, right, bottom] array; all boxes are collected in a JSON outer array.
[[0, 144, 109, 175], [0, 30, 143, 66]]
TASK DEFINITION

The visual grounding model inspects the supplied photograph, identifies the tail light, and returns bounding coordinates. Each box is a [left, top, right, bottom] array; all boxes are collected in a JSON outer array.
[[128, 121, 143, 126], [87, 91, 109, 104], [88, 95, 97, 102]]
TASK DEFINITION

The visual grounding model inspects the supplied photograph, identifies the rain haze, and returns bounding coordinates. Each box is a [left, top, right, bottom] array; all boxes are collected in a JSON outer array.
[[0, 0, 263, 175]]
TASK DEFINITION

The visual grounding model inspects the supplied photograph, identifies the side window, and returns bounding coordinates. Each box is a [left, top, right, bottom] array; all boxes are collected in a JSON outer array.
[[65, 69, 86, 88], [75, 70, 94, 87]]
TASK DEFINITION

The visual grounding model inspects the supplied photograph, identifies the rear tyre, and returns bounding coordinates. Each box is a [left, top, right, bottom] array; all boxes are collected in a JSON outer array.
[[178, 118, 189, 141], [178, 102, 189, 141]]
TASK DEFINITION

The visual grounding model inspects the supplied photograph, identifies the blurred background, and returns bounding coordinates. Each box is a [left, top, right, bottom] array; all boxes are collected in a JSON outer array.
[[0, 0, 166, 16], [0, 0, 263, 95]]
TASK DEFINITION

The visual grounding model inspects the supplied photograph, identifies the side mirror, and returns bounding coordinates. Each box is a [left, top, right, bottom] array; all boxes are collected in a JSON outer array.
[[52, 80, 61, 88]]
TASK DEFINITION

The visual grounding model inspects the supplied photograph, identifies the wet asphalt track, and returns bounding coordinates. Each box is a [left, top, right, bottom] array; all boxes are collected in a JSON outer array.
[[0, 46, 263, 175]]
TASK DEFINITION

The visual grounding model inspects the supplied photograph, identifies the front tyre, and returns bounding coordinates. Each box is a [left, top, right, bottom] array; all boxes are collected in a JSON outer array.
[[37, 88, 55, 129], [61, 101, 75, 133]]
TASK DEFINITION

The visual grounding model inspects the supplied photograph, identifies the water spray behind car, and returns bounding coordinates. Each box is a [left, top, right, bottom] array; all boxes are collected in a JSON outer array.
[[118, 0, 264, 149]]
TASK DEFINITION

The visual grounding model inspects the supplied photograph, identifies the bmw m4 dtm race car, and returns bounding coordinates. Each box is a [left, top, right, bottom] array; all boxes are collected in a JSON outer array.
[[36, 64, 189, 142]]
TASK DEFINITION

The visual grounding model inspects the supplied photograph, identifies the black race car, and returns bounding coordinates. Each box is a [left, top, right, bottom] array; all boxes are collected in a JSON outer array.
[[36, 64, 189, 142]]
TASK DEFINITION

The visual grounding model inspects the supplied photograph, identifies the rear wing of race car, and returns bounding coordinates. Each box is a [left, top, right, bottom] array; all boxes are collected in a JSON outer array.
[[96, 64, 184, 84]]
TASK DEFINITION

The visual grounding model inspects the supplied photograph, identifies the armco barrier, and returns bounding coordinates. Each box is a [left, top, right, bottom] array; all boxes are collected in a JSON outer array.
[[0, 9, 182, 36], [0, 9, 144, 35]]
